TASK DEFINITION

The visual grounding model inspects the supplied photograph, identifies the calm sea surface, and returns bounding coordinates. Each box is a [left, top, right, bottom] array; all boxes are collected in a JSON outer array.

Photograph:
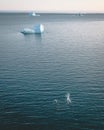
[[0, 13, 104, 130]]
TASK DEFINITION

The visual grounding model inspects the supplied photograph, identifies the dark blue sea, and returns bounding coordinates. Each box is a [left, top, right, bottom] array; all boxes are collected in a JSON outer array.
[[0, 13, 104, 130]]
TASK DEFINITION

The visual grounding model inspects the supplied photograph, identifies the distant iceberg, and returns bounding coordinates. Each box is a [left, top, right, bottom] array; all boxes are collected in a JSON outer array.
[[30, 12, 40, 16], [21, 24, 44, 34]]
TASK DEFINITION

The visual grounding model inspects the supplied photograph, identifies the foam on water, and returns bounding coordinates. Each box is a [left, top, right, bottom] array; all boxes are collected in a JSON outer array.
[[66, 93, 71, 104]]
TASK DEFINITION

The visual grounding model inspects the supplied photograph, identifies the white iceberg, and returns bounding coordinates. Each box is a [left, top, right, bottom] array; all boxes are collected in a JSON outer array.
[[21, 24, 44, 34], [30, 12, 40, 16]]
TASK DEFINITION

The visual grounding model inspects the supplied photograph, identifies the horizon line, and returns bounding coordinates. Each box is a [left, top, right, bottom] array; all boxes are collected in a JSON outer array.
[[0, 9, 104, 13], [0, 10, 104, 14]]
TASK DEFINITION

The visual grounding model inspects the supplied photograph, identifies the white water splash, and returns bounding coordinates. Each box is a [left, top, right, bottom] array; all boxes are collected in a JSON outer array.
[[54, 99, 58, 103], [66, 93, 71, 104]]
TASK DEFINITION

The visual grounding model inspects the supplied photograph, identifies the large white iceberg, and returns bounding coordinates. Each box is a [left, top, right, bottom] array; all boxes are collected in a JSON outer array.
[[21, 24, 44, 34]]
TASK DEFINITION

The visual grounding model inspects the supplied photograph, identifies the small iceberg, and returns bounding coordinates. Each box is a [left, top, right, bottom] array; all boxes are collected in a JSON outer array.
[[21, 24, 44, 34], [30, 12, 40, 16]]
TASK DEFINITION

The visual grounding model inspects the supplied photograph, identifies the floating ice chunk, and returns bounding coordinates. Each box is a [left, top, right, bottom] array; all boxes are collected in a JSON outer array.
[[66, 93, 71, 104]]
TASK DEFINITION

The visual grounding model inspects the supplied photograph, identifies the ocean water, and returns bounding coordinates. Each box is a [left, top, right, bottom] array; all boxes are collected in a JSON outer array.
[[0, 13, 104, 130]]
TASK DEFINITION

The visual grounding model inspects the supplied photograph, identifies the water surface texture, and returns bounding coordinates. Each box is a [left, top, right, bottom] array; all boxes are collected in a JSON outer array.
[[0, 13, 104, 130]]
